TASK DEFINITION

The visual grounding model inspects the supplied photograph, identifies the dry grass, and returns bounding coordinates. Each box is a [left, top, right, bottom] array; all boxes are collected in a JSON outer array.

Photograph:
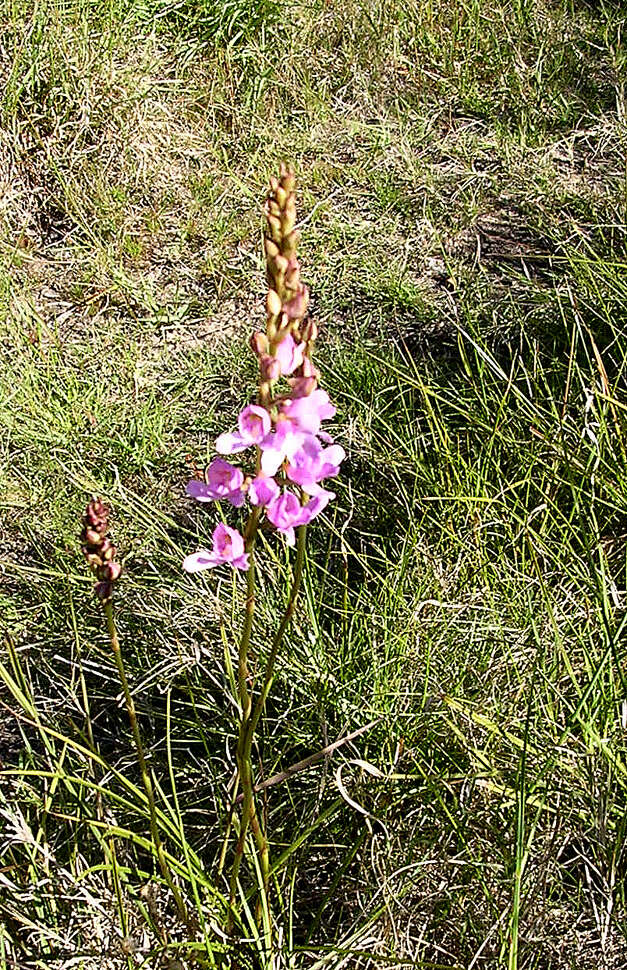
[[1, 0, 627, 967]]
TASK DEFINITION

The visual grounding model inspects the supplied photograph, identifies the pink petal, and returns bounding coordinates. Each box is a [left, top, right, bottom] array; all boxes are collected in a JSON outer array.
[[225, 527, 246, 561], [186, 480, 218, 502], [260, 445, 284, 477], [248, 475, 279, 507], [301, 490, 334, 523], [323, 445, 345, 466], [182, 550, 220, 573], [301, 482, 324, 496], [215, 431, 248, 454]]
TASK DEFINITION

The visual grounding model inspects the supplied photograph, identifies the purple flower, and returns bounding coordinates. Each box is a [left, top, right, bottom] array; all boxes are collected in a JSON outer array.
[[248, 473, 280, 507], [274, 333, 305, 376], [216, 404, 271, 455], [286, 438, 345, 495], [186, 458, 245, 507], [259, 419, 307, 476], [183, 523, 249, 572], [281, 388, 336, 436], [266, 489, 333, 546]]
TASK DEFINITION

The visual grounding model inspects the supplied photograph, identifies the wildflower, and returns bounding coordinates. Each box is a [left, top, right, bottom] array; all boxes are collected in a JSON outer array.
[[186, 458, 244, 507], [273, 333, 305, 376], [281, 388, 336, 436], [266, 489, 333, 546], [183, 523, 249, 572], [81, 498, 122, 602], [258, 389, 338, 476], [216, 405, 272, 455], [286, 438, 345, 494], [248, 474, 280, 507], [258, 419, 306, 476]]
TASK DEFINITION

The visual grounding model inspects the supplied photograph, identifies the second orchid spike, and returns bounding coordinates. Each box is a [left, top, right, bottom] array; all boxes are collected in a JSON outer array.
[[81, 499, 122, 603]]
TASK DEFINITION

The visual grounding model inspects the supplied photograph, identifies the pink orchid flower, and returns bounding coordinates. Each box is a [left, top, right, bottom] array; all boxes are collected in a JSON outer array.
[[183, 523, 249, 572], [216, 404, 271, 455], [286, 438, 345, 495], [266, 489, 333, 546], [248, 474, 280, 507], [186, 458, 244, 507], [281, 388, 336, 436], [274, 333, 305, 376]]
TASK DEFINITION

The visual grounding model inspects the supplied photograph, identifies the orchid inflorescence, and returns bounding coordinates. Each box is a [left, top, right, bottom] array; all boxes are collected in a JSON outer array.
[[81, 498, 122, 601], [183, 165, 344, 571]]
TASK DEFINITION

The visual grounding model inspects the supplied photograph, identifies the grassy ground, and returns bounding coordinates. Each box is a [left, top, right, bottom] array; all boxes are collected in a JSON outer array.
[[1, 0, 627, 967]]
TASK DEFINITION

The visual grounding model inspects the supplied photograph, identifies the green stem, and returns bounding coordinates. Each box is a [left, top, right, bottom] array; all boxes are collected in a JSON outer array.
[[104, 601, 190, 930], [229, 509, 261, 917], [248, 524, 307, 741], [243, 523, 307, 898], [228, 517, 306, 925]]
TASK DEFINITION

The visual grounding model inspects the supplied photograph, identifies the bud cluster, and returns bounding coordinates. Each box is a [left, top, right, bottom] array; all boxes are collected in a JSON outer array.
[[81, 499, 122, 602], [263, 164, 313, 350]]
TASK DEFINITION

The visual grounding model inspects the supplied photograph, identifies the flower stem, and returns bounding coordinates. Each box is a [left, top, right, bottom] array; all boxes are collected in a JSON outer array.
[[248, 524, 307, 741], [239, 523, 308, 903], [104, 602, 190, 930], [229, 509, 262, 918]]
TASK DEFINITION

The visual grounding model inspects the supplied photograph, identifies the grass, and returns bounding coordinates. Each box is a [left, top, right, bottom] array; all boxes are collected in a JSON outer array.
[[1, 0, 627, 967]]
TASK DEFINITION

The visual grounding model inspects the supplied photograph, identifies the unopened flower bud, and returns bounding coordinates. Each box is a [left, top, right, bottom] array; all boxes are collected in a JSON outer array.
[[250, 331, 268, 356], [266, 289, 282, 318], [94, 581, 112, 601], [267, 214, 281, 237], [86, 498, 107, 522], [100, 539, 115, 561], [264, 238, 279, 260], [276, 185, 287, 208], [285, 261, 300, 281], [261, 355, 281, 381], [279, 165, 295, 193], [274, 254, 289, 274], [284, 288, 309, 320], [282, 197, 296, 228], [301, 357, 319, 378], [104, 561, 122, 582], [276, 312, 291, 338], [289, 376, 317, 398], [85, 527, 101, 545], [284, 230, 300, 254], [300, 317, 318, 342]]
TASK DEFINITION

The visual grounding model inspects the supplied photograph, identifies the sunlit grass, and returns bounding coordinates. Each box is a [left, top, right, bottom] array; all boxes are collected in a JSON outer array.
[[1, 0, 626, 967]]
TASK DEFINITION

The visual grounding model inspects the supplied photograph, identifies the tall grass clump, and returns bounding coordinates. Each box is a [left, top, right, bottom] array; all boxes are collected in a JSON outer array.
[[135, 0, 279, 46]]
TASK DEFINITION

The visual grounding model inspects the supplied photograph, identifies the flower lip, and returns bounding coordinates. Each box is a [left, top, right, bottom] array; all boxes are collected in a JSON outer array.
[[183, 523, 249, 572]]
